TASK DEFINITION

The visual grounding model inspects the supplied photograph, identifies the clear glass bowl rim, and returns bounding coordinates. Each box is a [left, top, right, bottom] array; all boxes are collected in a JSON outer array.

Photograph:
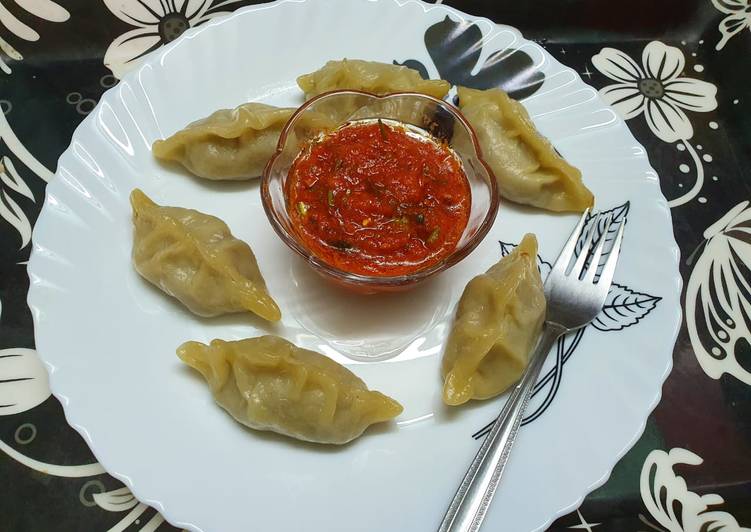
[[260, 89, 500, 287]]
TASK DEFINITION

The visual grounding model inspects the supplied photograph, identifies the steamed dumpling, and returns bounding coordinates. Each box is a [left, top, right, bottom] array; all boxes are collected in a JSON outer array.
[[442, 234, 546, 406], [297, 59, 450, 100], [178, 336, 403, 444], [152, 102, 332, 180], [130, 189, 280, 321], [457, 86, 594, 212]]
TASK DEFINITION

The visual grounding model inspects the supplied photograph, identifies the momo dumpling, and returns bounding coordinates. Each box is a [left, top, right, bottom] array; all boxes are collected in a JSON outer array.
[[152, 102, 332, 180], [442, 234, 546, 406], [457, 86, 594, 213], [130, 189, 280, 321], [177, 336, 403, 444], [297, 59, 450, 100], [152, 102, 292, 180]]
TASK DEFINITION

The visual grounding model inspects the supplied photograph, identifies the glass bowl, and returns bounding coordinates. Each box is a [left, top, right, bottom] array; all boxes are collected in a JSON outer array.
[[261, 90, 499, 293]]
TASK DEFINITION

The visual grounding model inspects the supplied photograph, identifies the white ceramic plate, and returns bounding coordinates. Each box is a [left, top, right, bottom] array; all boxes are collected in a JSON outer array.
[[27, 1, 682, 531]]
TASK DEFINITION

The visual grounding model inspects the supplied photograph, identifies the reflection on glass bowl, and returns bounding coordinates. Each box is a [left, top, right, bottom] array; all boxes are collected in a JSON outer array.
[[261, 89, 499, 293]]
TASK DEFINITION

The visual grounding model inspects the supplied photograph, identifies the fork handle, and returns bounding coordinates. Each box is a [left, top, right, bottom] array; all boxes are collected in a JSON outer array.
[[437, 322, 567, 532]]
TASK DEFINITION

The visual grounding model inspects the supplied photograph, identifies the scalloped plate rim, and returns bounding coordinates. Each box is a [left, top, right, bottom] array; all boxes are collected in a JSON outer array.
[[27, 1, 682, 531]]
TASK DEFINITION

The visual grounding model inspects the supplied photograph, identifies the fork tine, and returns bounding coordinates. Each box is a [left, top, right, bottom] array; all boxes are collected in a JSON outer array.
[[549, 208, 590, 278], [571, 214, 599, 279], [583, 215, 613, 283], [596, 220, 625, 290]]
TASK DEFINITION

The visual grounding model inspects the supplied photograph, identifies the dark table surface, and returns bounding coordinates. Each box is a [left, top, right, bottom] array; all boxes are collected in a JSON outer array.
[[1, 1, 750, 531]]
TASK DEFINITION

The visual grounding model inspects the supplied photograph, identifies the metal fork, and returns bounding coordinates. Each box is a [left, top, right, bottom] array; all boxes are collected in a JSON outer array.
[[438, 209, 625, 532]]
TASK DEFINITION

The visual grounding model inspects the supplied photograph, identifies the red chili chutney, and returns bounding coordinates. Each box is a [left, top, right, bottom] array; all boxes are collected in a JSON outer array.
[[287, 120, 471, 276]]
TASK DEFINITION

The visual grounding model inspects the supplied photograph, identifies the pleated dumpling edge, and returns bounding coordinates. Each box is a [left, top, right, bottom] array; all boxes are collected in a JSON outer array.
[[177, 336, 403, 445], [457, 86, 594, 213], [130, 188, 281, 322], [297, 59, 450, 100], [441, 233, 546, 406]]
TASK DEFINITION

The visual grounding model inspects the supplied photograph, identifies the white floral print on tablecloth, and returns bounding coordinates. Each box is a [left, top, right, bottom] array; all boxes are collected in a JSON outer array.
[[0, 0, 64, 240], [712, 0, 751, 51], [686, 201, 751, 386], [592, 41, 716, 143], [0, 0, 69, 74], [640, 448, 751, 532], [591, 41, 718, 208]]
